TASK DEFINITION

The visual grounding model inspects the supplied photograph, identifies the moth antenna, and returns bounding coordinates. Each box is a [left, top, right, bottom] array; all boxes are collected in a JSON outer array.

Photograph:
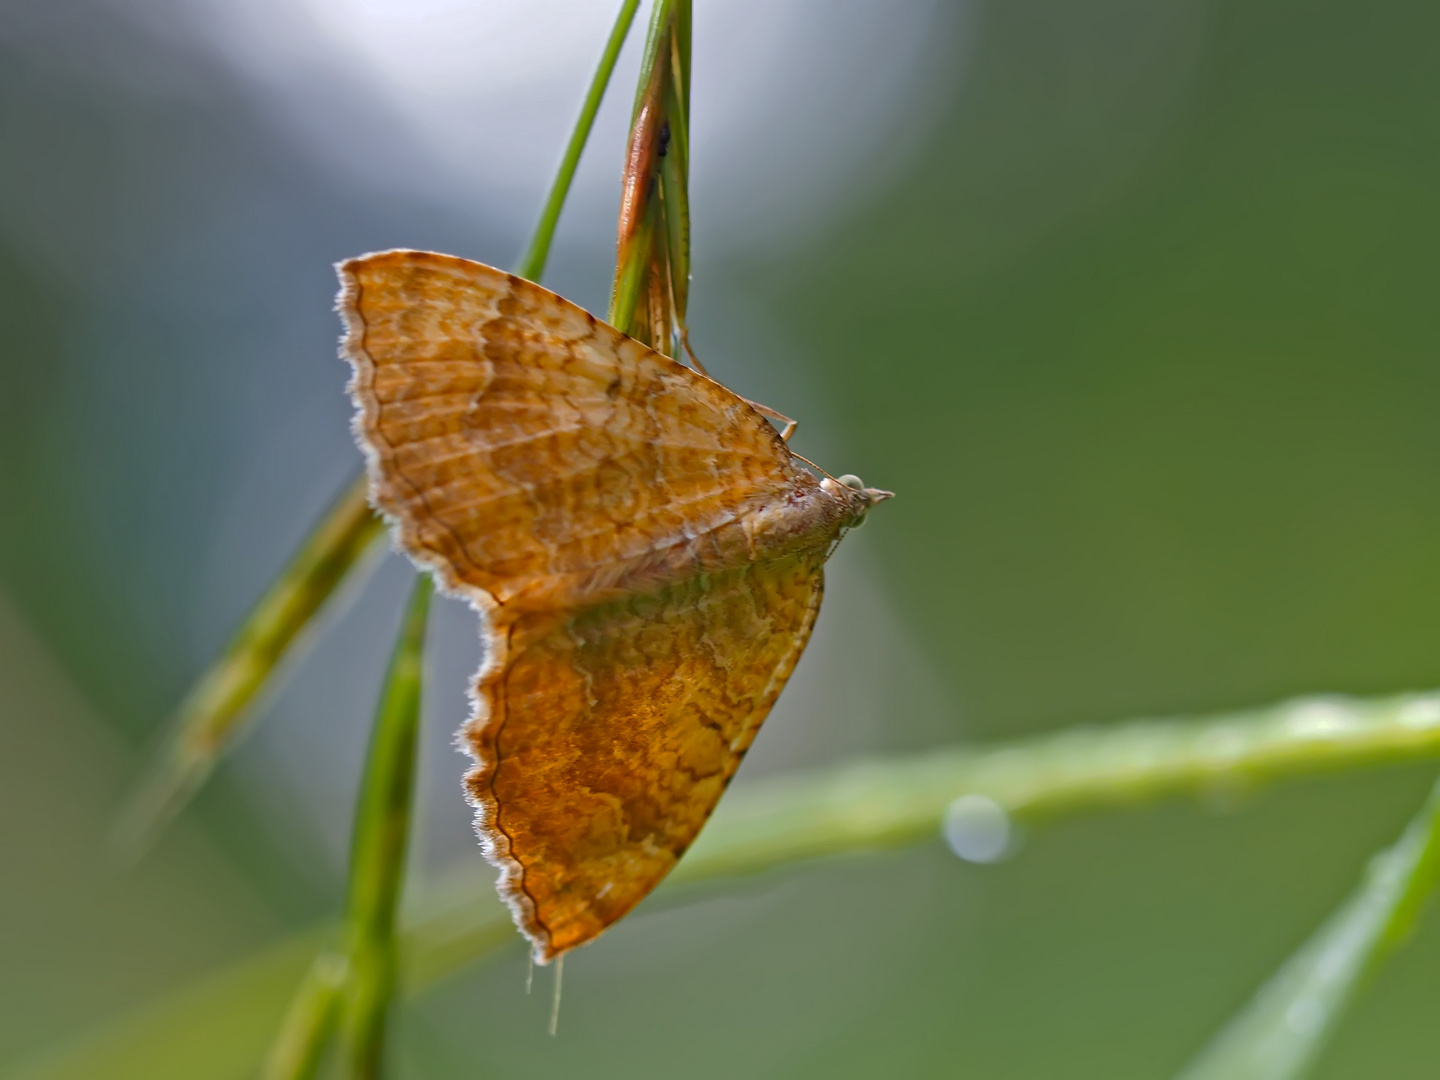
[[661, 304, 792, 442], [790, 449, 841, 483], [662, 237, 707, 376], [526, 953, 534, 995], [549, 955, 565, 1037]]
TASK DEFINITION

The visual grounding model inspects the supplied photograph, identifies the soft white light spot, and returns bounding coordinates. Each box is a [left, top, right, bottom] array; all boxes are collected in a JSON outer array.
[[943, 794, 1011, 864], [1285, 699, 1354, 739], [1196, 724, 1248, 762], [1399, 697, 1440, 729], [1285, 996, 1324, 1036], [178, 0, 963, 252]]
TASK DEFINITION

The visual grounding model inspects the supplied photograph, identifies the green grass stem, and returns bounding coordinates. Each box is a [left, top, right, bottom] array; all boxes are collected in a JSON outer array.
[[260, 953, 348, 1080], [608, 0, 689, 345], [112, 474, 385, 856], [258, 577, 431, 1079], [608, 195, 658, 335], [675, 691, 1440, 883], [333, 577, 431, 1078], [515, 0, 643, 282], [659, 2, 691, 323]]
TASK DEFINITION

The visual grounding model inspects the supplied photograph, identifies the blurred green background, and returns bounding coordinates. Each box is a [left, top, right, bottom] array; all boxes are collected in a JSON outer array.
[[2, 0, 1439, 1076]]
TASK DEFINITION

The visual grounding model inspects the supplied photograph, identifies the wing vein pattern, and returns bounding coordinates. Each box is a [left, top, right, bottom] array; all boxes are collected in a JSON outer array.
[[339, 249, 842, 961]]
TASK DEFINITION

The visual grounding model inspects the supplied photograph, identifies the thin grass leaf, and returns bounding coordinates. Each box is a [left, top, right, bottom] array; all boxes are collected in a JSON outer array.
[[609, 194, 659, 337], [673, 691, 1440, 882], [657, 133, 690, 326], [259, 577, 431, 1080], [515, 0, 643, 282], [334, 577, 432, 1078], [261, 954, 348, 1080], [1173, 774, 1440, 1080], [24, 690, 1440, 1080], [112, 473, 385, 855], [659, 1, 691, 323]]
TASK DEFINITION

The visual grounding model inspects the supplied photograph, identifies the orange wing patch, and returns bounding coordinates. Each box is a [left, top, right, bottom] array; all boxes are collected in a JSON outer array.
[[339, 250, 805, 614], [338, 249, 871, 962], [469, 550, 825, 961]]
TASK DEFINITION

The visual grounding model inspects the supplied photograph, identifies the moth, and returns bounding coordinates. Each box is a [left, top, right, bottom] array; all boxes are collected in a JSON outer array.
[[338, 250, 890, 962]]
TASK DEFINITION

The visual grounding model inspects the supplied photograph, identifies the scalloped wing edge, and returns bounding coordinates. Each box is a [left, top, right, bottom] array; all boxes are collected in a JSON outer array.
[[336, 250, 557, 963]]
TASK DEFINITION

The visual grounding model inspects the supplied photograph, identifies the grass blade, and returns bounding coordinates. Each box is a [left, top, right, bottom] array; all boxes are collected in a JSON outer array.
[[658, 2, 690, 325], [334, 577, 432, 1078], [1173, 775, 1440, 1080], [112, 473, 385, 855], [515, 0, 643, 282], [259, 576, 431, 1080], [261, 954, 348, 1080], [608, 194, 658, 337], [608, 0, 690, 349], [674, 692, 1440, 882]]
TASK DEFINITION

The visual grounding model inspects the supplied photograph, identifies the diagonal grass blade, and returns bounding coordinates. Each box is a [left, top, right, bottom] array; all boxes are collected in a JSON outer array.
[[112, 473, 385, 856], [1173, 773, 1440, 1080]]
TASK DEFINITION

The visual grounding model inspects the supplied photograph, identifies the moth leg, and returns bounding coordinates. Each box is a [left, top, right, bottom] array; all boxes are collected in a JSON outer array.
[[679, 327, 796, 440], [678, 326, 710, 377], [745, 399, 797, 442]]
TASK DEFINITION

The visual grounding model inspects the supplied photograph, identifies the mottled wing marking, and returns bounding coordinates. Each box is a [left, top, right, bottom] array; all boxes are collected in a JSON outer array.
[[468, 549, 826, 961], [337, 249, 830, 963], [338, 249, 803, 612]]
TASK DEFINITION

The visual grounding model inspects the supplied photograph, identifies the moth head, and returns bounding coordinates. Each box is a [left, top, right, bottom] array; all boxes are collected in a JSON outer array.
[[825, 473, 895, 528]]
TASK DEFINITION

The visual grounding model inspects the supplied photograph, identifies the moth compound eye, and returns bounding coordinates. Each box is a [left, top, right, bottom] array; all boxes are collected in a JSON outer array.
[[838, 474, 865, 492]]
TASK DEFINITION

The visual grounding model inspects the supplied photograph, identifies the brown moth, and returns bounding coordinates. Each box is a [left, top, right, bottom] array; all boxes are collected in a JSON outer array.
[[337, 249, 890, 962]]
